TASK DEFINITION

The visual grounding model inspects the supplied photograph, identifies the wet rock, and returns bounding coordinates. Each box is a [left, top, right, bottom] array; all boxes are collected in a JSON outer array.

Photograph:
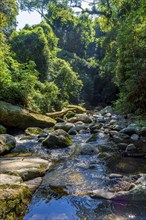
[[68, 124, 87, 133], [109, 119, 117, 125], [140, 127, 146, 136], [98, 152, 111, 159], [125, 144, 136, 152], [68, 129, 78, 135], [54, 122, 75, 132], [69, 114, 93, 123], [100, 106, 113, 115], [135, 174, 146, 186], [105, 113, 112, 117], [111, 132, 130, 143], [130, 134, 139, 141], [120, 127, 139, 135], [25, 127, 45, 136], [0, 157, 51, 181], [0, 134, 16, 155], [86, 134, 98, 143], [75, 143, 99, 155], [89, 123, 102, 133], [117, 143, 127, 150], [112, 185, 146, 202], [103, 214, 126, 220], [91, 189, 114, 199], [43, 129, 72, 148], [109, 174, 123, 179], [0, 125, 7, 134]]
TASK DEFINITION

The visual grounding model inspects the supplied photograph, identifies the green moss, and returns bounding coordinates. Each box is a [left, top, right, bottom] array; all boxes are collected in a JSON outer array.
[[0, 185, 32, 220]]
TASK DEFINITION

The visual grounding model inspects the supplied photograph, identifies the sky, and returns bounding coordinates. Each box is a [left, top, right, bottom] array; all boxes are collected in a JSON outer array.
[[16, 1, 91, 30], [16, 11, 42, 30]]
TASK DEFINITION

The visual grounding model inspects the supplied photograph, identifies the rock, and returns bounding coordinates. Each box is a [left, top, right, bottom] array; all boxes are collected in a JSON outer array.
[[0, 134, 16, 155], [43, 129, 72, 148], [105, 112, 112, 117], [68, 129, 78, 135], [0, 125, 7, 134], [111, 132, 130, 143], [0, 101, 56, 129], [131, 134, 139, 141], [140, 127, 146, 136], [91, 189, 114, 199], [68, 124, 87, 133], [136, 174, 146, 186], [0, 174, 23, 185], [22, 177, 42, 193], [117, 143, 127, 150], [103, 214, 126, 220], [112, 185, 146, 202], [120, 127, 139, 135], [100, 106, 113, 115], [98, 152, 111, 159], [0, 185, 31, 220], [54, 122, 75, 132], [89, 123, 102, 133], [109, 174, 123, 179], [125, 144, 136, 152], [0, 157, 51, 181], [86, 134, 98, 143], [25, 127, 45, 136], [109, 119, 116, 125], [69, 114, 93, 123], [75, 143, 99, 155], [128, 123, 138, 128]]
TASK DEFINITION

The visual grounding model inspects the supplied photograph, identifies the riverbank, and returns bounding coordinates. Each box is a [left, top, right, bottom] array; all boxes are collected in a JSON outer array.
[[0, 104, 146, 219]]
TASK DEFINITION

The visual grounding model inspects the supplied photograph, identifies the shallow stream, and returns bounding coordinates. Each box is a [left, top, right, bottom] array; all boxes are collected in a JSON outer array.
[[13, 132, 146, 220]]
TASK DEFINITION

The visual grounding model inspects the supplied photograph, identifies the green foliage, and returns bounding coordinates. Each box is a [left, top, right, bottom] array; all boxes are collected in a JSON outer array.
[[0, 0, 18, 29], [9, 22, 58, 81], [97, 0, 146, 113], [48, 57, 83, 104]]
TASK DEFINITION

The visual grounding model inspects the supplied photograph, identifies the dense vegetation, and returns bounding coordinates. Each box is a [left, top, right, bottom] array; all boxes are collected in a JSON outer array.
[[0, 0, 146, 113]]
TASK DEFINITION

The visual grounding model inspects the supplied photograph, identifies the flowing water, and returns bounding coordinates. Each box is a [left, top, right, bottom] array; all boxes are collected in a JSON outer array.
[[13, 133, 146, 220]]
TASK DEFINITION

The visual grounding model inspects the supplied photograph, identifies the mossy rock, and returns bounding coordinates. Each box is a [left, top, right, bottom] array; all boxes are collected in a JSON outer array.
[[0, 134, 16, 155], [25, 127, 45, 136], [43, 129, 72, 148], [0, 101, 56, 129], [0, 184, 31, 220], [0, 125, 7, 134]]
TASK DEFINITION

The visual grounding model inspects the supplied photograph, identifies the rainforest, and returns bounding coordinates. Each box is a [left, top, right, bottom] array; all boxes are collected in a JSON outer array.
[[0, 0, 146, 219]]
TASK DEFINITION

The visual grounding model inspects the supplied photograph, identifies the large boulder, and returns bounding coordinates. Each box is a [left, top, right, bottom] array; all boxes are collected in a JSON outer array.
[[0, 157, 51, 181], [0, 184, 31, 220], [43, 129, 72, 148], [0, 101, 56, 129], [0, 134, 16, 155]]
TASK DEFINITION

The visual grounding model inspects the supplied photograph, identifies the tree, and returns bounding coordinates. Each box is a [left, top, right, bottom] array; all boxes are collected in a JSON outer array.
[[10, 22, 58, 81]]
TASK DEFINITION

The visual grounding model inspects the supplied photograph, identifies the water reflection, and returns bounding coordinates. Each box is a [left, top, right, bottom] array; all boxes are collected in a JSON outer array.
[[24, 193, 146, 220]]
